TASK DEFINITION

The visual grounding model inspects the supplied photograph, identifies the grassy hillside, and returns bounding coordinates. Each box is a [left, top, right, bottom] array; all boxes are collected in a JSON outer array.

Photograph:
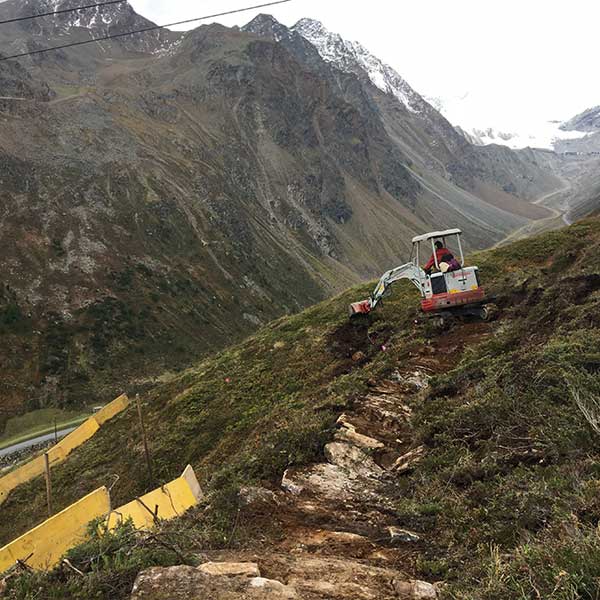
[[3, 217, 600, 599]]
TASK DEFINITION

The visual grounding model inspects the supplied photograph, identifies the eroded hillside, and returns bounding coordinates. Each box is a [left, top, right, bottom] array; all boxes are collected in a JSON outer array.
[[2, 217, 599, 599]]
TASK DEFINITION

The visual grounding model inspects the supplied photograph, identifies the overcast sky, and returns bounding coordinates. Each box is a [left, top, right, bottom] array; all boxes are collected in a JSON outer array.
[[129, 0, 597, 130]]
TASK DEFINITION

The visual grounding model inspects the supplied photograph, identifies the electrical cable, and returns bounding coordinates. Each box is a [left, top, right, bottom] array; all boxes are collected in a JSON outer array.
[[0, 0, 292, 62], [0, 0, 126, 27]]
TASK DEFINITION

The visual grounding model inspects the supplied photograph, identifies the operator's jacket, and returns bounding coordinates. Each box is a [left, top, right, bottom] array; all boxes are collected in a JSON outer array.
[[424, 247, 459, 273]]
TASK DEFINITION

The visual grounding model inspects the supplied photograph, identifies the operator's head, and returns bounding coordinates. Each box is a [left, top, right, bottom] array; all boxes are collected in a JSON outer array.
[[435, 240, 443, 250]]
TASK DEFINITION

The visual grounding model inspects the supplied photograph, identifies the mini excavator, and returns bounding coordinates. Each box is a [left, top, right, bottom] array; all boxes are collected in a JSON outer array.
[[350, 229, 495, 322]]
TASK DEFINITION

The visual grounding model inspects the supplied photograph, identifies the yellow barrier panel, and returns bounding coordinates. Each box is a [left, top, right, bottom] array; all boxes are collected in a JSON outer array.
[[94, 394, 130, 426], [0, 394, 129, 505], [0, 487, 110, 574], [48, 418, 100, 463], [0, 466, 201, 575], [107, 465, 203, 530]]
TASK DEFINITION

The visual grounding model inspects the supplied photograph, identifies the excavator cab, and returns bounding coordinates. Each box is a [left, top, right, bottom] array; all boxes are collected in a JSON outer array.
[[349, 229, 491, 320]]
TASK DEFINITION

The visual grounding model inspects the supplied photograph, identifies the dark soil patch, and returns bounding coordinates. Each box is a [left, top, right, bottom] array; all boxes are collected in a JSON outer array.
[[563, 273, 600, 304], [326, 321, 372, 360]]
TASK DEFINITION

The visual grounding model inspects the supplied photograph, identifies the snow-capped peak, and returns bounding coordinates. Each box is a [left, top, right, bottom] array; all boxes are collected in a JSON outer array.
[[292, 18, 421, 113]]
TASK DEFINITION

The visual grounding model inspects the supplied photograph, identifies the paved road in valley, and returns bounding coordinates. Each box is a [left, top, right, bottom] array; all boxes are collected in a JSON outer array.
[[0, 427, 76, 458]]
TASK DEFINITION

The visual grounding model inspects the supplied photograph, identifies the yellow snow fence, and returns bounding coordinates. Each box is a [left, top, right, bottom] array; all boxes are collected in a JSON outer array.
[[0, 465, 202, 574], [0, 487, 111, 573], [0, 394, 130, 506], [106, 465, 203, 530]]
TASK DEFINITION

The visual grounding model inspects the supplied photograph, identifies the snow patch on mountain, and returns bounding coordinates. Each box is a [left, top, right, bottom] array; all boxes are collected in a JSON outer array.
[[38, 0, 118, 29], [466, 124, 588, 150], [292, 18, 421, 113], [430, 93, 589, 150], [12, 0, 180, 55]]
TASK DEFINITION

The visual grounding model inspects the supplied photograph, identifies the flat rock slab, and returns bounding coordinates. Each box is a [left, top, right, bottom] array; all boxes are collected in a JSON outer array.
[[282, 463, 370, 500], [388, 527, 421, 544], [324, 442, 383, 477], [198, 561, 260, 577], [334, 427, 385, 450]]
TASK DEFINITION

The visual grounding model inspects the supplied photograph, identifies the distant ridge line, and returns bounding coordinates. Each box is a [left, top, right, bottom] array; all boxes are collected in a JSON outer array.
[[0, 0, 293, 62], [0, 0, 126, 27]]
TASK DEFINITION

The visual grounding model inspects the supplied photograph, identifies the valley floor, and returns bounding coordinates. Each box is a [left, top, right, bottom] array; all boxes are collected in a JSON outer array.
[[494, 178, 573, 247]]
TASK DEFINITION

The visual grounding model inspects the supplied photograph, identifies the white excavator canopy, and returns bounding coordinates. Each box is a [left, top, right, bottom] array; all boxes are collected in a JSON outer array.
[[411, 228, 462, 244]]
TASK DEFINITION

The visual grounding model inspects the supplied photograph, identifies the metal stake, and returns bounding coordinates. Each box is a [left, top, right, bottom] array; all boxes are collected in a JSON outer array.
[[136, 394, 153, 484], [44, 452, 52, 516]]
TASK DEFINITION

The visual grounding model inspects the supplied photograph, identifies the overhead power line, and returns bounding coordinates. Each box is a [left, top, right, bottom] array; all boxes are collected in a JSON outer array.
[[0, 0, 126, 27], [0, 0, 292, 62]]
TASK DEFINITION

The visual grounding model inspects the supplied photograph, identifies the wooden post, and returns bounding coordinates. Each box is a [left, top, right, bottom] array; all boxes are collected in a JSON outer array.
[[44, 452, 52, 517], [53, 419, 58, 444], [136, 394, 153, 484]]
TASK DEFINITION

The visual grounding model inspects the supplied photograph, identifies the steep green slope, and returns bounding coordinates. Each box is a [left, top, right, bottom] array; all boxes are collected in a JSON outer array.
[[2, 217, 600, 599]]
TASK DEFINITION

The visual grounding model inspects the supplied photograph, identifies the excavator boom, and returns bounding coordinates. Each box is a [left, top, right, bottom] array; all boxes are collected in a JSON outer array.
[[349, 263, 424, 317]]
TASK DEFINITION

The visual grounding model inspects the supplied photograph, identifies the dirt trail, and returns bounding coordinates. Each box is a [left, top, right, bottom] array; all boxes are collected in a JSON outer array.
[[495, 179, 573, 247], [132, 321, 493, 600]]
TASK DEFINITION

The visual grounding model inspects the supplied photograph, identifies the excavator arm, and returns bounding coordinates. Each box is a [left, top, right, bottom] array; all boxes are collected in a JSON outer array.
[[350, 263, 425, 317]]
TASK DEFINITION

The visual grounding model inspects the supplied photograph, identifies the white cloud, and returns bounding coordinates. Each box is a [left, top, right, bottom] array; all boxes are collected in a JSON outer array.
[[129, 0, 599, 127]]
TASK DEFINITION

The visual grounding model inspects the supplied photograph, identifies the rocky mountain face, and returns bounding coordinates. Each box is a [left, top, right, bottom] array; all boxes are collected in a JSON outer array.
[[0, 0, 179, 59], [553, 106, 600, 155], [246, 16, 563, 215], [0, 59, 51, 99], [291, 18, 425, 114], [0, 3, 565, 427], [561, 105, 600, 133], [538, 105, 600, 219]]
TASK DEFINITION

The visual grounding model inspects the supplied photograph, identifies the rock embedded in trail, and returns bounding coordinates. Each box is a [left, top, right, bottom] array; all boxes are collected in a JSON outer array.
[[392, 369, 431, 391], [393, 446, 425, 473], [239, 486, 281, 507], [395, 579, 438, 599], [281, 468, 305, 495], [388, 526, 421, 544], [268, 554, 438, 599], [324, 442, 384, 478], [334, 421, 385, 450], [131, 567, 293, 599], [250, 577, 297, 598], [131, 556, 438, 599], [282, 463, 358, 500]]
